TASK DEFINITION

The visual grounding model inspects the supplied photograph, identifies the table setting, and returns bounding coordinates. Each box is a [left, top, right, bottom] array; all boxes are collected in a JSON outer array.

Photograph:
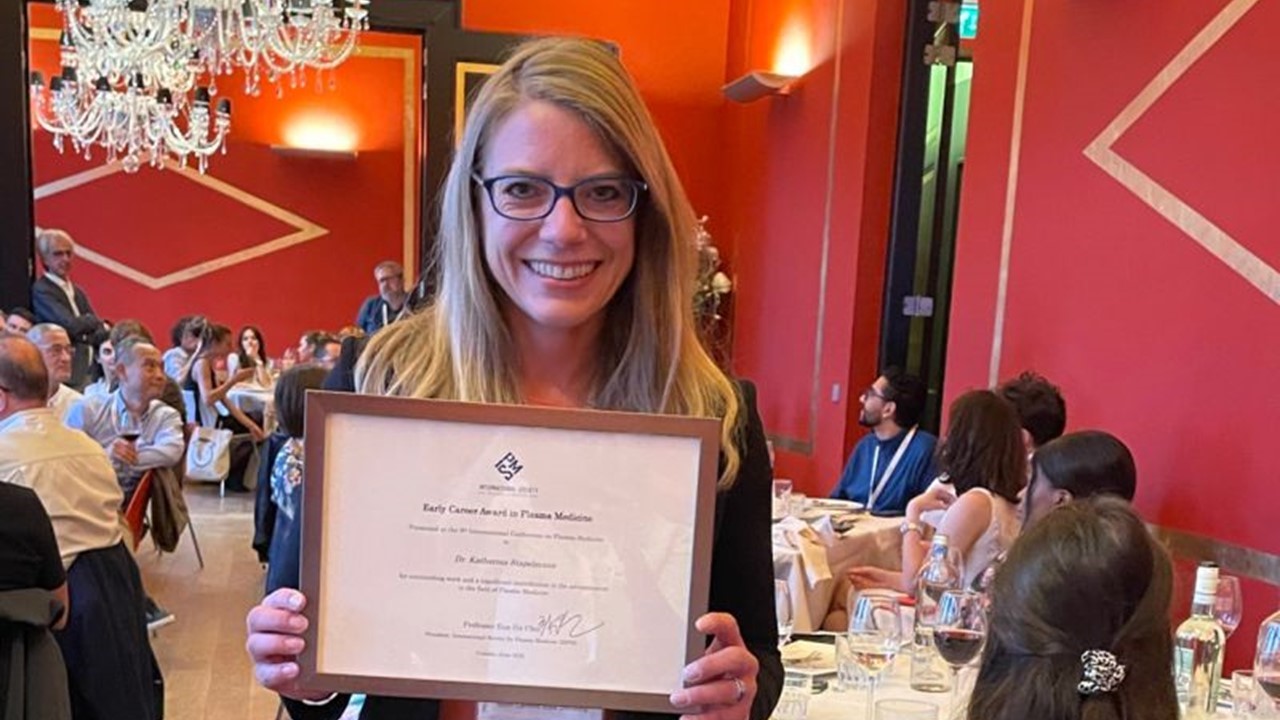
[[772, 480, 904, 633]]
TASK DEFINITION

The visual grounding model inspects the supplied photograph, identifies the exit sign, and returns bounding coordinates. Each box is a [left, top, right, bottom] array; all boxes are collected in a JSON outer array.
[[959, 3, 979, 39]]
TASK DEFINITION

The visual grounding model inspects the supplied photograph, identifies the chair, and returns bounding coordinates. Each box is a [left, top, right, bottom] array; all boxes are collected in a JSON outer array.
[[123, 470, 155, 551], [178, 423, 206, 569]]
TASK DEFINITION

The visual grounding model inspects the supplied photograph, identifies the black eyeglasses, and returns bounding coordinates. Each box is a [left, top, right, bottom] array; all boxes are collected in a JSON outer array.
[[862, 386, 890, 402], [472, 173, 647, 223]]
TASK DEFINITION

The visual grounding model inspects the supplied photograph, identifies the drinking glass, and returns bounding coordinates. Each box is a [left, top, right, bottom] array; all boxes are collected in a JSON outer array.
[[1215, 576, 1243, 639], [873, 699, 938, 720], [1257, 620, 1280, 713], [933, 590, 987, 717], [774, 580, 794, 649], [789, 492, 808, 518], [117, 410, 142, 444], [1233, 670, 1260, 718], [847, 591, 904, 720], [834, 634, 866, 692], [772, 480, 793, 520]]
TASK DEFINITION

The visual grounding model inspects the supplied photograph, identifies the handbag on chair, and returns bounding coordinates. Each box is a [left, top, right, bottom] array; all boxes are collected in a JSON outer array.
[[185, 426, 232, 482]]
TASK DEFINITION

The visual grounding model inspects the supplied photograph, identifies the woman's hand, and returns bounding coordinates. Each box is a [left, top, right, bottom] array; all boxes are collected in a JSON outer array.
[[905, 485, 955, 523], [232, 367, 256, 385], [670, 613, 758, 720], [847, 566, 904, 593], [245, 589, 331, 702]]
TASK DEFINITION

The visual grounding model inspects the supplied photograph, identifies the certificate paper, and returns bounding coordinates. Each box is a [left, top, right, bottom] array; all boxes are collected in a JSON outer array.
[[298, 393, 721, 712]]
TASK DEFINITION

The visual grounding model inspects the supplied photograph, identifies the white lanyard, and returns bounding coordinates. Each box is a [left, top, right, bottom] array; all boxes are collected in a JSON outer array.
[[380, 301, 406, 328], [866, 426, 918, 512]]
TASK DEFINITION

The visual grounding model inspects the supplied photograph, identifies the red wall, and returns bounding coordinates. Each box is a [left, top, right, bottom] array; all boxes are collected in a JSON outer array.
[[721, 0, 904, 496], [29, 0, 735, 360], [946, 0, 1280, 668], [28, 3, 421, 355]]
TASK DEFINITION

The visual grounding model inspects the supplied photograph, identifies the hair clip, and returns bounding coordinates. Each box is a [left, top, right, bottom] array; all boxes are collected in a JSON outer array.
[[1077, 649, 1126, 695]]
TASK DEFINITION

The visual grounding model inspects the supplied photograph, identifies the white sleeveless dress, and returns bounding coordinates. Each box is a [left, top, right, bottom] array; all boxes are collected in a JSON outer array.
[[928, 487, 1019, 590]]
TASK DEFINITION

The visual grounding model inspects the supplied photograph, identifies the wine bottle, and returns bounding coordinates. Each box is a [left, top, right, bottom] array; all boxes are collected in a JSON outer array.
[[1174, 562, 1226, 718]]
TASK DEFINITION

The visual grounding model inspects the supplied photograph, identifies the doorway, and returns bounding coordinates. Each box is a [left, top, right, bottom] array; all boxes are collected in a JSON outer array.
[[880, 3, 975, 432]]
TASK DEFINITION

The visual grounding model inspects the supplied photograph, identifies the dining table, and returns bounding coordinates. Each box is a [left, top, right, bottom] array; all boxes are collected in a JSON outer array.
[[225, 383, 276, 432], [774, 635, 1241, 720], [774, 499, 904, 633]]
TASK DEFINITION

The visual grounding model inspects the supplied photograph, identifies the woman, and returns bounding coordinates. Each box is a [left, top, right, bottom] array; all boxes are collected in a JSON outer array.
[[245, 37, 781, 720], [967, 497, 1176, 720], [849, 390, 1025, 592], [185, 323, 266, 491], [227, 325, 273, 387], [82, 336, 115, 397], [1020, 430, 1137, 530], [163, 315, 205, 384], [261, 365, 328, 594]]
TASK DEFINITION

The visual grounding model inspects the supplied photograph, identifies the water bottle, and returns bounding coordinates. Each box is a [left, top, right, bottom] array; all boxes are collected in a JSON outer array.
[[910, 533, 961, 692]]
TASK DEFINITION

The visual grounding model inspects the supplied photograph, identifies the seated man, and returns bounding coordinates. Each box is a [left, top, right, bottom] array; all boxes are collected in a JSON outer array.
[[66, 337, 184, 507], [27, 324, 82, 422], [829, 367, 937, 515], [0, 335, 160, 720], [996, 371, 1067, 455]]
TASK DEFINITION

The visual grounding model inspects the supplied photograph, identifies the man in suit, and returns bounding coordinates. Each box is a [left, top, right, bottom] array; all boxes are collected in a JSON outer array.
[[30, 229, 108, 389]]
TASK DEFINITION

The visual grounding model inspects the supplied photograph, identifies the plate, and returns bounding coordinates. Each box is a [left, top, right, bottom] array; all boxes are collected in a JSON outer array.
[[805, 498, 864, 512]]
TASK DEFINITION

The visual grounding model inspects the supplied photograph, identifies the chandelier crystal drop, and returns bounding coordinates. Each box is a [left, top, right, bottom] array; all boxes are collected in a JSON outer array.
[[29, 0, 370, 173]]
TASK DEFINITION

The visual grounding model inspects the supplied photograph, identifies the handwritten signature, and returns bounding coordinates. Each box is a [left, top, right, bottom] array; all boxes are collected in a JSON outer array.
[[535, 611, 604, 639]]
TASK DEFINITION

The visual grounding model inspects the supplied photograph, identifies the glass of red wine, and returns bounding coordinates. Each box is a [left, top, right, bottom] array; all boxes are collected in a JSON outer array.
[[115, 412, 142, 470], [1256, 617, 1280, 713], [933, 590, 987, 716]]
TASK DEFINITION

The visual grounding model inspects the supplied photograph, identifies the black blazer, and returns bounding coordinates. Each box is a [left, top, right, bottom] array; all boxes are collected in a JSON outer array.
[[30, 275, 107, 387], [281, 358, 783, 720]]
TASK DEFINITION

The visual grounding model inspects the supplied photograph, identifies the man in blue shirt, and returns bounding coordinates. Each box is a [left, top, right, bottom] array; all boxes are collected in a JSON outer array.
[[354, 260, 409, 335], [830, 367, 938, 515]]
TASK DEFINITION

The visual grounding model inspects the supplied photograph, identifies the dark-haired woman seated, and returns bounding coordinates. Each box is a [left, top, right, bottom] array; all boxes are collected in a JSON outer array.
[[967, 496, 1176, 720]]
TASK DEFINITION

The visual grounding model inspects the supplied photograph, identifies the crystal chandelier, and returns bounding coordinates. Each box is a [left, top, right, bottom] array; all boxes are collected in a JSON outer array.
[[29, 0, 370, 173]]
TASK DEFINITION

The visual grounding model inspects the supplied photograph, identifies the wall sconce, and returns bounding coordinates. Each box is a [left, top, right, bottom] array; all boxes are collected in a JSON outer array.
[[722, 71, 799, 103], [270, 145, 359, 160]]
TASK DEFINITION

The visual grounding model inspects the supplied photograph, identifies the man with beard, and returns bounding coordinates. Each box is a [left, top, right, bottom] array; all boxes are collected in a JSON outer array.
[[354, 260, 409, 335], [829, 367, 937, 515]]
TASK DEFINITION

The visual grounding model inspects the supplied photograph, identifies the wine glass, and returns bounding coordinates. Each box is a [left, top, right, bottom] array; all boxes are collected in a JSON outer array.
[[117, 410, 142, 443], [1213, 575, 1243, 639], [1256, 619, 1280, 713], [933, 590, 987, 716], [847, 591, 904, 720], [774, 579, 794, 649]]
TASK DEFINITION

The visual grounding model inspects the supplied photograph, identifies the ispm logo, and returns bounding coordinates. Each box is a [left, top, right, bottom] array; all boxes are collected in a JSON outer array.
[[494, 451, 524, 482]]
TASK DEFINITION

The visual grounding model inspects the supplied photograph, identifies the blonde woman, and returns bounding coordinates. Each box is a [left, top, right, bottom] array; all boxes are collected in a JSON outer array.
[[245, 38, 780, 720]]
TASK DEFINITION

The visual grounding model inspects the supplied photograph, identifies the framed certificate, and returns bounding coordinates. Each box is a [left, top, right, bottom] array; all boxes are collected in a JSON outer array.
[[297, 392, 722, 712]]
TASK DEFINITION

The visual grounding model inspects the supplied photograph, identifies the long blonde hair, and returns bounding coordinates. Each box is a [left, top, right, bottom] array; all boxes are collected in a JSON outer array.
[[357, 38, 744, 487]]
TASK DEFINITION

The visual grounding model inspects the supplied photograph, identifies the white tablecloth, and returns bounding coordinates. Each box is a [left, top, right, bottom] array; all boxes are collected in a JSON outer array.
[[774, 514, 902, 633], [225, 385, 275, 431], [778, 642, 1237, 720]]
